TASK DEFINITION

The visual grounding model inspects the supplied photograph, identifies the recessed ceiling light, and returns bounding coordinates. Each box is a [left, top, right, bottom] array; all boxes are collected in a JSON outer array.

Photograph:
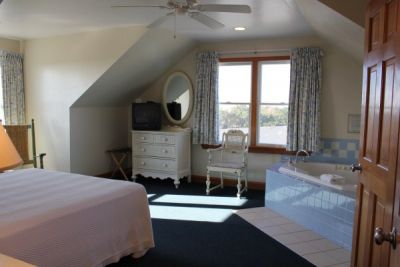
[[234, 27, 246, 31]]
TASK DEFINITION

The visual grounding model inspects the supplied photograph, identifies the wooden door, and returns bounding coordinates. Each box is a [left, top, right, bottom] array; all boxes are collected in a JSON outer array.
[[351, 0, 400, 266]]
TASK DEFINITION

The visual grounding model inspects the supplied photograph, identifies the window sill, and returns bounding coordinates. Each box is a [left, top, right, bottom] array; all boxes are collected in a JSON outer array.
[[248, 146, 296, 155], [201, 144, 296, 155]]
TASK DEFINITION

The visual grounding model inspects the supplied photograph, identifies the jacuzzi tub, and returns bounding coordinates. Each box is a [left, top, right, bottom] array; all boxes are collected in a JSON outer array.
[[278, 162, 359, 192], [265, 162, 358, 250]]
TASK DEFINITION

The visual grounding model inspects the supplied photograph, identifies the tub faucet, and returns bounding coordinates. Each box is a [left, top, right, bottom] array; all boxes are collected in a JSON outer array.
[[295, 150, 310, 163]]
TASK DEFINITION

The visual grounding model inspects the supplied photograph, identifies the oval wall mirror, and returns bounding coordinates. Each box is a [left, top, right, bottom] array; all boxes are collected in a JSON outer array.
[[162, 71, 193, 125]]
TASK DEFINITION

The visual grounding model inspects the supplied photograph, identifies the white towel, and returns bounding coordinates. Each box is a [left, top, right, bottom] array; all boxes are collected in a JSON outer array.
[[320, 174, 346, 184]]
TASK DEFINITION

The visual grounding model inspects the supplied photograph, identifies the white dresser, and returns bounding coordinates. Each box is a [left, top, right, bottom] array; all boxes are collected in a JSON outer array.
[[132, 127, 191, 188]]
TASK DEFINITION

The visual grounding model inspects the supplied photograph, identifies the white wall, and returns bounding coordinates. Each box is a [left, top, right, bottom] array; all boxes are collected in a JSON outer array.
[[321, 44, 362, 139], [139, 36, 363, 182], [70, 106, 130, 175], [23, 26, 147, 172]]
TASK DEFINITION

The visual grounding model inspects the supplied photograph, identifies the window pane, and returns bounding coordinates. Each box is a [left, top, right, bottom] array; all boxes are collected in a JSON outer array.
[[258, 105, 288, 145], [218, 63, 251, 103], [219, 104, 249, 140], [260, 62, 290, 103]]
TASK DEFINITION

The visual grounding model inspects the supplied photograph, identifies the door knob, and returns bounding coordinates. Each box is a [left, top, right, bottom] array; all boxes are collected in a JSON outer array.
[[374, 227, 399, 249], [351, 163, 362, 173]]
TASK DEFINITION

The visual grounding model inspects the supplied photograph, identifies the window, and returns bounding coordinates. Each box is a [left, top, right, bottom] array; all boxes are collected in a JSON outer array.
[[218, 63, 251, 140], [218, 56, 291, 153]]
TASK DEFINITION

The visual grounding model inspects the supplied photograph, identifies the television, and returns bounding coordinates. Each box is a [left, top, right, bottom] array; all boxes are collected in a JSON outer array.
[[167, 102, 181, 121], [132, 102, 162, 131]]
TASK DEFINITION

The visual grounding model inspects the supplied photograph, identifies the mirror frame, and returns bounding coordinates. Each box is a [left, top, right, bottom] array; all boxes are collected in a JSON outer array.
[[162, 71, 193, 125]]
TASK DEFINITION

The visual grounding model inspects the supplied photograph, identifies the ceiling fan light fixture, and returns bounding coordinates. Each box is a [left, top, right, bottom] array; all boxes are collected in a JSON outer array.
[[111, 1, 251, 31], [234, 26, 246, 31]]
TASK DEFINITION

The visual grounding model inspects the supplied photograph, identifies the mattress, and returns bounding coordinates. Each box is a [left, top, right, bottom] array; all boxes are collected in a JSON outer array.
[[0, 168, 154, 267]]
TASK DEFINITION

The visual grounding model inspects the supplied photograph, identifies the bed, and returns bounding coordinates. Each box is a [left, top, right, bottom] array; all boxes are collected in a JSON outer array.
[[0, 168, 155, 267]]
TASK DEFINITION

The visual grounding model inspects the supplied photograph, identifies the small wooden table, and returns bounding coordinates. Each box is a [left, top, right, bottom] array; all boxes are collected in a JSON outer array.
[[106, 147, 131, 181], [0, 253, 37, 267]]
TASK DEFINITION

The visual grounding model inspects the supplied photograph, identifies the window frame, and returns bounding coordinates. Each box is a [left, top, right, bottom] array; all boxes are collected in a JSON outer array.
[[218, 56, 293, 154]]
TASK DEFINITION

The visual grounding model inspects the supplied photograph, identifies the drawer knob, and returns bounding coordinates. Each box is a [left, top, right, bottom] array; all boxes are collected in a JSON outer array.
[[164, 138, 168, 142], [163, 163, 168, 167], [141, 162, 146, 166], [164, 149, 168, 153], [141, 136, 146, 140], [141, 148, 146, 152]]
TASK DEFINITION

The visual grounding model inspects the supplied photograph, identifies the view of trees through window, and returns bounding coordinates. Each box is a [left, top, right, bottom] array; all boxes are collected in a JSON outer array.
[[219, 104, 249, 130], [219, 105, 288, 128]]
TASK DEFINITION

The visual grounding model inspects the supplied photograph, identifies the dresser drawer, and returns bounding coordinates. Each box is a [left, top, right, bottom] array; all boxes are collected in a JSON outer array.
[[134, 133, 154, 143], [154, 135, 175, 145], [134, 144, 176, 158], [134, 158, 176, 172]]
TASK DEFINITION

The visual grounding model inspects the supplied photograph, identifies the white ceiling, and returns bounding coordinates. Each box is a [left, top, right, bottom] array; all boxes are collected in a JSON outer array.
[[0, 0, 313, 40]]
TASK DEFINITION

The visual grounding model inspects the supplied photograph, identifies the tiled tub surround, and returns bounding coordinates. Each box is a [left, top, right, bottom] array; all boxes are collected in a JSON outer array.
[[265, 163, 357, 250], [282, 138, 359, 165]]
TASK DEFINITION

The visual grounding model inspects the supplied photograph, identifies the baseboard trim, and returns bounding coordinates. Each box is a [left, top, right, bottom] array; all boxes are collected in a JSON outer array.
[[191, 175, 265, 191]]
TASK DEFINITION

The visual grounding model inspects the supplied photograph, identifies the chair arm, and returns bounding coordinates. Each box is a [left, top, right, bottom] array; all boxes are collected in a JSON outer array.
[[34, 153, 46, 169]]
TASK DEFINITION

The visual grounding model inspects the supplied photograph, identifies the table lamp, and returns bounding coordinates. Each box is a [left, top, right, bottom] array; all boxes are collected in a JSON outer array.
[[0, 120, 22, 171]]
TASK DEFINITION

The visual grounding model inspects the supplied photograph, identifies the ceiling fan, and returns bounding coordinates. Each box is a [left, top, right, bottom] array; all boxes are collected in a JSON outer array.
[[111, 0, 251, 30]]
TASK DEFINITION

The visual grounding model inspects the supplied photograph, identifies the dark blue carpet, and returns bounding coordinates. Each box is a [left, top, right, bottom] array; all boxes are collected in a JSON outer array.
[[108, 177, 315, 267]]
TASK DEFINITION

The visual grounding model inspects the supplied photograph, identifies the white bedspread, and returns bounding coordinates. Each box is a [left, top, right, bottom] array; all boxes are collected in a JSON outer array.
[[0, 168, 154, 267]]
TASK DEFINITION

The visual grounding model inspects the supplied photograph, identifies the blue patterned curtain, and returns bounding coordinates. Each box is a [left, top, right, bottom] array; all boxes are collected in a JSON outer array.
[[0, 50, 25, 125], [192, 51, 219, 145], [287, 48, 323, 152]]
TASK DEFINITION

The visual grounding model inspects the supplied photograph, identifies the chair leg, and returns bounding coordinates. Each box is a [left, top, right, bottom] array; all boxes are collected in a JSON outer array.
[[236, 172, 242, 198], [244, 167, 248, 192], [220, 172, 224, 189], [206, 169, 211, 195]]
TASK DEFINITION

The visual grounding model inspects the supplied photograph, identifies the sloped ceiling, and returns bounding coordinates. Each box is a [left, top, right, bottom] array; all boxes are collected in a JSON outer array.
[[319, 0, 367, 27], [72, 28, 196, 107], [295, 0, 365, 62]]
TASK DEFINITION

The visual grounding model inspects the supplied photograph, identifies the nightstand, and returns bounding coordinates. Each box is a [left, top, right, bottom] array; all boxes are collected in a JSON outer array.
[[0, 253, 36, 267]]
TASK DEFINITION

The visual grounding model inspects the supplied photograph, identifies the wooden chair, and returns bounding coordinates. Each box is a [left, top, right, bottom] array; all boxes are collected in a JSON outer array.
[[206, 129, 249, 198], [4, 119, 46, 168]]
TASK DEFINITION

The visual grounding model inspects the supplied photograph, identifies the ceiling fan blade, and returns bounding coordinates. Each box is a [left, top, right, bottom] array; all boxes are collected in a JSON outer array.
[[111, 5, 169, 9], [147, 12, 174, 28], [189, 12, 224, 29], [195, 4, 251, 13]]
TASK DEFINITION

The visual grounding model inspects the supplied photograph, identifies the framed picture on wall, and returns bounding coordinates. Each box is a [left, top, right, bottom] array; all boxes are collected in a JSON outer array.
[[347, 114, 361, 133]]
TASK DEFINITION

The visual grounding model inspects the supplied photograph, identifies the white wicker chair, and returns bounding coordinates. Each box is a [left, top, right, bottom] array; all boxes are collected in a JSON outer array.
[[206, 129, 249, 198]]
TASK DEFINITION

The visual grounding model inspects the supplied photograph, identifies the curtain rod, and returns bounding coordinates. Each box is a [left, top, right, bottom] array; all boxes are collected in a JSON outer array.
[[218, 48, 291, 56]]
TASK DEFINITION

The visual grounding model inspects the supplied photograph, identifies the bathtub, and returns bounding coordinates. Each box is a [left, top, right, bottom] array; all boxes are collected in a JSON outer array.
[[265, 162, 358, 250], [278, 162, 359, 192]]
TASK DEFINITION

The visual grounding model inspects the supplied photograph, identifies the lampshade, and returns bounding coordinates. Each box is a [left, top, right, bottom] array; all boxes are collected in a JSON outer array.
[[0, 121, 22, 171]]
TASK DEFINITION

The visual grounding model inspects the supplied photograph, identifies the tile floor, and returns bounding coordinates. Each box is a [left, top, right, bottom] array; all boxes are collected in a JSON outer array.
[[236, 207, 351, 267]]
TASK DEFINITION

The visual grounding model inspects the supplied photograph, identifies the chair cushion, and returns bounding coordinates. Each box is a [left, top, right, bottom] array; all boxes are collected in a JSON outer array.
[[208, 162, 245, 169]]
